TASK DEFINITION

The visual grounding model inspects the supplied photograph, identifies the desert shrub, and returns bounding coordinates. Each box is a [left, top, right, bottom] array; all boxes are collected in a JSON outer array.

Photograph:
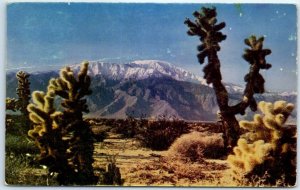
[[167, 131, 224, 162], [227, 100, 296, 186], [87, 118, 110, 142], [112, 114, 139, 138], [94, 130, 107, 142], [91, 125, 109, 142], [98, 155, 123, 185], [138, 115, 189, 150], [5, 115, 23, 135]]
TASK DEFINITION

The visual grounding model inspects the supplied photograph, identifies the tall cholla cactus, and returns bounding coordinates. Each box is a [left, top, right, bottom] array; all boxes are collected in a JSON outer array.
[[27, 62, 97, 185], [16, 71, 31, 130], [185, 7, 272, 149], [48, 61, 97, 185], [27, 90, 71, 184], [227, 100, 296, 186]]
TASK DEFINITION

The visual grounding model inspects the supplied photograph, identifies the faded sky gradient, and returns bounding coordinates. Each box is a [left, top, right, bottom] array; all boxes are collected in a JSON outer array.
[[7, 3, 297, 92]]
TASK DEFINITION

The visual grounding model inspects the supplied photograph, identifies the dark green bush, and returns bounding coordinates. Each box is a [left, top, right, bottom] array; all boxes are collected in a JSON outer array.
[[110, 116, 139, 138], [137, 115, 189, 150]]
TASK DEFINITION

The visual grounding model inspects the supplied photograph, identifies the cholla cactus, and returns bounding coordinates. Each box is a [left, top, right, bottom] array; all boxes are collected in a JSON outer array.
[[240, 101, 294, 148], [227, 100, 296, 186], [27, 90, 72, 184], [227, 139, 272, 183], [185, 7, 272, 149], [48, 61, 97, 185], [16, 71, 31, 130], [27, 62, 97, 185]]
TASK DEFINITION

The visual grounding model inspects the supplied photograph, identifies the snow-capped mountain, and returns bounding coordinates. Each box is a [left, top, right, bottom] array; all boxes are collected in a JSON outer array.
[[70, 60, 208, 85], [6, 59, 296, 121], [69, 60, 244, 93]]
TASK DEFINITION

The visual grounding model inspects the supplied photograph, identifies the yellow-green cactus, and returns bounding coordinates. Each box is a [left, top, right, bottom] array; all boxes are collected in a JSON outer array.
[[227, 100, 296, 186], [240, 100, 294, 149], [28, 90, 61, 138], [227, 139, 272, 177], [27, 89, 66, 163], [27, 62, 97, 185], [47, 61, 96, 185]]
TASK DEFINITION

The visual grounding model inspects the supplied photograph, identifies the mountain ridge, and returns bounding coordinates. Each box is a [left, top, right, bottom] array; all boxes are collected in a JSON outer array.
[[6, 60, 297, 122]]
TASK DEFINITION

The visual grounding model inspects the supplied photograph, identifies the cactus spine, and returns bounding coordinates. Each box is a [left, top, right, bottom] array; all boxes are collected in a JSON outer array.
[[227, 100, 296, 186], [27, 62, 97, 185], [185, 7, 272, 149]]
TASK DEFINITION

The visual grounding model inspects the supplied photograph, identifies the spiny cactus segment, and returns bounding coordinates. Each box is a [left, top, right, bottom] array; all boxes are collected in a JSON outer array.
[[228, 100, 296, 186]]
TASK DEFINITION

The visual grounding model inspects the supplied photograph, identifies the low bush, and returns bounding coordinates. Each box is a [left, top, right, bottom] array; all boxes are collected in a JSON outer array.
[[167, 131, 224, 162], [5, 114, 27, 135], [112, 115, 138, 138], [91, 125, 109, 142], [137, 116, 189, 150], [98, 155, 124, 185]]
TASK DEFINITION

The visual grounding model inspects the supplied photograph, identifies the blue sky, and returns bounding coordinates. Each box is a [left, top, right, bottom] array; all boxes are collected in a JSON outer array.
[[7, 3, 297, 92]]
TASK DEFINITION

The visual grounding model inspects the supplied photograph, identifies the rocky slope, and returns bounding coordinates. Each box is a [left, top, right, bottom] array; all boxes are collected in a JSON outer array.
[[6, 60, 297, 121]]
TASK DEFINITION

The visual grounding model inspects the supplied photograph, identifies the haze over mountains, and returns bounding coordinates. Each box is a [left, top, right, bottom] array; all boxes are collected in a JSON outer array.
[[6, 60, 297, 122]]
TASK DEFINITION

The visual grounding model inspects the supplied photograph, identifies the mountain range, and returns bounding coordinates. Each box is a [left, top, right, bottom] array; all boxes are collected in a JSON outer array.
[[6, 60, 297, 122]]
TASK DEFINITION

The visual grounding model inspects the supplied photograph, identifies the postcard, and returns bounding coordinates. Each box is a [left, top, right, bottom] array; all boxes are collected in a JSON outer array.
[[5, 2, 297, 187]]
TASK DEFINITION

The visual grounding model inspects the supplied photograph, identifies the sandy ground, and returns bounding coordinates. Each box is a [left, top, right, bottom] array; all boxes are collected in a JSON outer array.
[[93, 132, 231, 186]]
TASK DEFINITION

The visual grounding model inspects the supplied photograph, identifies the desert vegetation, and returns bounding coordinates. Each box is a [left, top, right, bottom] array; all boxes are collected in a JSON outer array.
[[5, 6, 296, 187], [6, 101, 295, 186]]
